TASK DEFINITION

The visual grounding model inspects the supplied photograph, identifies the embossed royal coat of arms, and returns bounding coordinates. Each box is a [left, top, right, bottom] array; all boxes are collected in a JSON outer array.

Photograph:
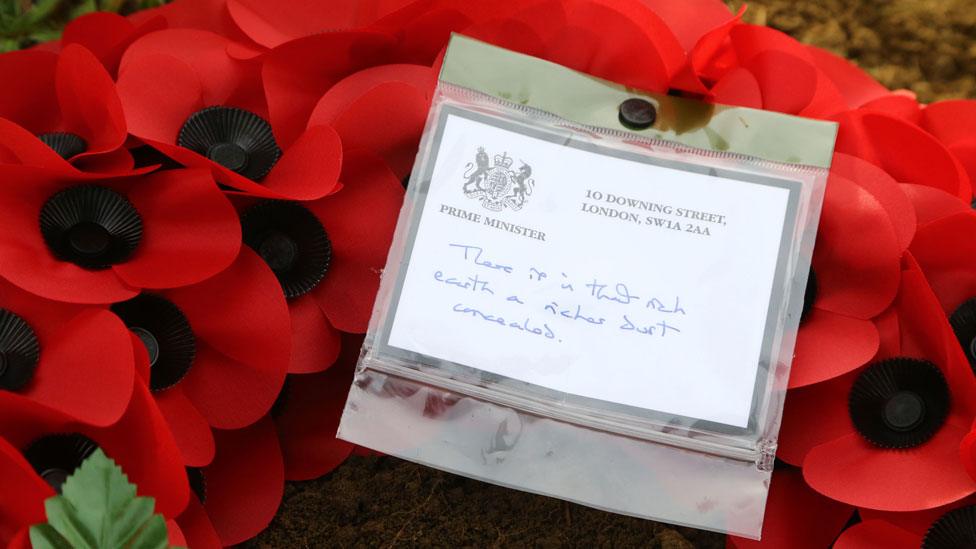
[[462, 147, 534, 212]]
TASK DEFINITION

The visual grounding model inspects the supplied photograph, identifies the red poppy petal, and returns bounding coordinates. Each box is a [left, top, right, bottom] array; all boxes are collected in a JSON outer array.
[[0, 438, 51, 543], [154, 386, 216, 467], [797, 68, 849, 120], [175, 497, 222, 549], [709, 67, 763, 109], [181, 343, 286, 430], [0, 166, 138, 304], [813, 173, 901, 319], [117, 53, 205, 144], [640, 0, 736, 52], [962, 427, 976, 482], [306, 64, 436, 180], [167, 519, 187, 547], [803, 423, 976, 511], [860, 93, 922, 124], [55, 44, 127, 157], [0, 50, 59, 134], [204, 418, 284, 546], [96, 381, 190, 518], [833, 520, 920, 549], [62, 12, 165, 75], [874, 305, 901, 359], [745, 50, 818, 114], [227, 0, 393, 48], [789, 308, 879, 388], [155, 0, 252, 44], [859, 496, 976, 537], [834, 111, 972, 201], [308, 150, 404, 333], [900, 183, 970, 227], [463, 11, 548, 58], [777, 371, 857, 466], [542, 0, 674, 92], [830, 153, 917, 251], [921, 100, 976, 146], [25, 309, 135, 427], [948, 142, 976, 195], [70, 146, 138, 175], [262, 31, 395, 149], [808, 47, 888, 109], [910, 213, 976, 319], [276, 336, 358, 480], [112, 169, 240, 289], [730, 24, 813, 66], [165, 247, 289, 373], [0, 276, 84, 336], [0, 117, 76, 170], [896, 255, 976, 417], [728, 468, 852, 549], [288, 295, 341, 374], [121, 29, 251, 107], [256, 125, 343, 201], [669, 5, 744, 94]]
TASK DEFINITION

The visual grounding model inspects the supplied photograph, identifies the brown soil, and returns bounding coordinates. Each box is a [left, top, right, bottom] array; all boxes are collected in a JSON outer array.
[[249, 2, 975, 547], [243, 456, 724, 548], [730, 0, 976, 103]]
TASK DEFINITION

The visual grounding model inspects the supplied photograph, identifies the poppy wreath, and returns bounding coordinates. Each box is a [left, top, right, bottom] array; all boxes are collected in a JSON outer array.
[[0, 0, 973, 547]]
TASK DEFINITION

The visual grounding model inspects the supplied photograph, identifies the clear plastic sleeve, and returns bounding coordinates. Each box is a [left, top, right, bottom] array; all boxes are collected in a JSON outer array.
[[338, 35, 837, 539]]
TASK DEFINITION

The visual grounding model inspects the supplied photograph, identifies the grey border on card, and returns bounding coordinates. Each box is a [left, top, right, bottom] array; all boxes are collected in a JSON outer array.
[[374, 105, 801, 440]]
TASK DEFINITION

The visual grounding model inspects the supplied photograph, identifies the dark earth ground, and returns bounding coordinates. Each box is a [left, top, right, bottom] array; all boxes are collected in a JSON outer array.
[[247, 1, 976, 547]]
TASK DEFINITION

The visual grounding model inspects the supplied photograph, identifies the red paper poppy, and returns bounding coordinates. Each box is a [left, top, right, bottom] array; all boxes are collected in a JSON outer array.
[[701, 24, 848, 119], [239, 148, 404, 373], [0, 44, 134, 174], [116, 28, 342, 201], [149, 0, 255, 46], [782, 256, 976, 511], [304, 64, 436, 182], [57, 11, 167, 76], [226, 0, 416, 48], [910, 212, 976, 316], [0, 378, 189, 525], [807, 47, 890, 111], [290, 0, 688, 104], [726, 467, 853, 548], [921, 100, 976, 196], [113, 247, 290, 467], [786, 163, 905, 388], [273, 332, 359, 480], [833, 110, 973, 202], [0, 277, 134, 426], [0, 165, 240, 304], [176, 418, 284, 547], [834, 496, 976, 548], [0, 436, 50, 545]]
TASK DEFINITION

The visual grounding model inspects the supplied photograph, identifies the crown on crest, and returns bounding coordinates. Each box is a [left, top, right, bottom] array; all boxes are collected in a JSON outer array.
[[494, 152, 513, 169]]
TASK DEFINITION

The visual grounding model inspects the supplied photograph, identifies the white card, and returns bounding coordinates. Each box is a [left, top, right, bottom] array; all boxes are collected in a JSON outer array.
[[384, 111, 798, 429]]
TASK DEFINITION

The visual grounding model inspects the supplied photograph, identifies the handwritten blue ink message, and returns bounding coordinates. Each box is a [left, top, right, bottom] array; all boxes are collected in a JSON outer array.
[[436, 243, 687, 342]]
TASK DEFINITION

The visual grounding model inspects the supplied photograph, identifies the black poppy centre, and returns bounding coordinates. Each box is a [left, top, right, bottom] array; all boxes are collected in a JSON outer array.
[[849, 357, 950, 449], [0, 308, 40, 391], [23, 433, 99, 493], [37, 132, 87, 160], [923, 505, 976, 549], [111, 294, 196, 391], [241, 201, 333, 299], [178, 106, 282, 181], [39, 185, 143, 270], [950, 298, 976, 373]]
